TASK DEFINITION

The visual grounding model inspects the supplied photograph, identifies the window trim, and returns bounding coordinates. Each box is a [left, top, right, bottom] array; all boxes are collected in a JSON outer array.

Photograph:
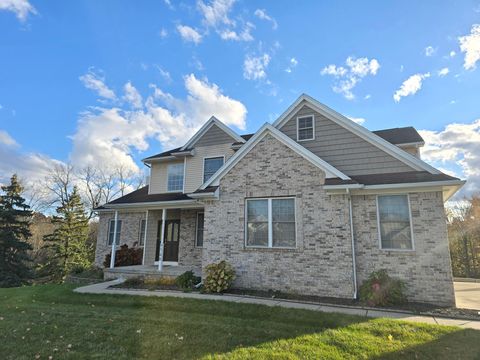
[[107, 219, 122, 245], [244, 197, 297, 249], [296, 114, 315, 142], [166, 162, 185, 193], [376, 194, 415, 252], [202, 155, 226, 184], [138, 219, 146, 247], [195, 211, 205, 248]]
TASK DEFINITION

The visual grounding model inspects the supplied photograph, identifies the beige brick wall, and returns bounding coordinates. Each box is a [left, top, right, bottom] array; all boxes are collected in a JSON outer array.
[[178, 209, 203, 268], [352, 192, 455, 306], [202, 133, 356, 299]]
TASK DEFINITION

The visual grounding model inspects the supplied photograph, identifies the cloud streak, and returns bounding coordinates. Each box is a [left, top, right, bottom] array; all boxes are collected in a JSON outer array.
[[393, 72, 430, 102]]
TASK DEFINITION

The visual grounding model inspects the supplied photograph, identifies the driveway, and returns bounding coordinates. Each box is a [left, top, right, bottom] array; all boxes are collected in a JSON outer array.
[[454, 281, 480, 310]]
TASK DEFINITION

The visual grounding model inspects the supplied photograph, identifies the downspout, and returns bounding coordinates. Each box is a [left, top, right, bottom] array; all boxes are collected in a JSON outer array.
[[110, 210, 118, 269], [347, 189, 358, 299], [158, 208, 167, 271]]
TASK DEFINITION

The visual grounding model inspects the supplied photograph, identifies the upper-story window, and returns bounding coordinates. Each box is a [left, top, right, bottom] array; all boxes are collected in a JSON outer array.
[[203, 156, 224, 183], [377, 195, 414, 250], [167, 163, 184, 192], [297, 115, 315, 141]]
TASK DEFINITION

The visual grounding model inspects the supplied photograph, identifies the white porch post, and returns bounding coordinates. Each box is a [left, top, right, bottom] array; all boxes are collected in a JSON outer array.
[[142, 210, 149, 265], [158, 208, 167, 271], [109, 210, 118, 269]]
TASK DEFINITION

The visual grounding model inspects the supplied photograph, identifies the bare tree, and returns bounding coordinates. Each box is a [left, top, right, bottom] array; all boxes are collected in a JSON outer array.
[[45, 163, 75, 208]]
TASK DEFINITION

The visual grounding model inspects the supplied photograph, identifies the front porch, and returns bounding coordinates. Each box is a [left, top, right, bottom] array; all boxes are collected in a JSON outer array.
[[104, 264, 202, 280]]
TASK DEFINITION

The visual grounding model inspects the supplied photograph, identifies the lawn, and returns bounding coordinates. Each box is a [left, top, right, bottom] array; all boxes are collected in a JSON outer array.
[[0, 285, 479, 359]]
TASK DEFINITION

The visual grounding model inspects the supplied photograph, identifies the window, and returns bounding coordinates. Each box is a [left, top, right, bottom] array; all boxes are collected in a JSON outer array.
[[108, 219, 122, 245], [377, 195, 413, 250], [297, 115, 314, 141], [167, 163, 184, 192], [246, 198, 296, 248], [203, 157, 224, 183], [139, 219, 146, 246], [196, 212, 204, 247]]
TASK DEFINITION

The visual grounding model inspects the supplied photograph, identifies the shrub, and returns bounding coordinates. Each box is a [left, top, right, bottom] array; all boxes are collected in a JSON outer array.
[[122, 277, 144, 288], [203, 261, 235, 293], [359, 269, 406, 307], [68, 265, 103, 279], [175, 271, 201, 291], [144, 276, 177, 287], [103, 245, 143, 268]]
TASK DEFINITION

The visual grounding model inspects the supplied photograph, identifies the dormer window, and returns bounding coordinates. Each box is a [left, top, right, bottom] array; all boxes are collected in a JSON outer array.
[[167, 163, 184, 192], [297, 115, 315, 141], [203, 156, 224, 183]]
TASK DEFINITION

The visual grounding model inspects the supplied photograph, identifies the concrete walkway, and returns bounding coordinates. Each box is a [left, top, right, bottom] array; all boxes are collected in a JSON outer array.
[[455, 281, 480, 310], [75, 280, 480, 330]]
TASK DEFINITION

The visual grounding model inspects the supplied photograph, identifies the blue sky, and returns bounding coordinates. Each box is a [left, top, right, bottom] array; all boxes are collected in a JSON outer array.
[[1, 0, 480, 195]]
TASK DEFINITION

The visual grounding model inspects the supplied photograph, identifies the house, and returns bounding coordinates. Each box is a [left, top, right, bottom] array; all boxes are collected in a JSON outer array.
[[95, 94, 465, 306]]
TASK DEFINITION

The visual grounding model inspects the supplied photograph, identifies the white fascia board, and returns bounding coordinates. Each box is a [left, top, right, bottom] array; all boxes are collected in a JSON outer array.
[[180, 116, 245, 151], [200, 123, 350, 190], [272, 94, 440, 174], [397, 142, 425, 148], [142, 155, 176, 164], [188, 188, 219, 199], [103, 199, 200, 210]]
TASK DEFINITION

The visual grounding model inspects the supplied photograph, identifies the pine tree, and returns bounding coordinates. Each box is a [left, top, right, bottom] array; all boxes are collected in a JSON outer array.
[[0, 174, 33, 287], [43, 186, 92, 281]]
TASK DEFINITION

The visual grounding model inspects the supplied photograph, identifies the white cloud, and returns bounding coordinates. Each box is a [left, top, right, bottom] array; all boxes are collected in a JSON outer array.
[[364, 94, 371, 100], [154, 65, 172, 82], [243, 53, 271, 80], [459, 24, 480, 70], [219, 22, 254, 41], [197, 0, 236, 27], [254, 8, 277, 29], [425, 46, 437, 57], [347, 116, 366, 125], [285, 57, 298, 73], [70, 73, 247, 173], [123, 82, 143, 109], [420, 119, 480, 196], [321, 56, 380, 100], [79, 69, 117, 100], [393, 72, 430, 102], [450, 50, 456, 57], [0, 130, 18, 147], [438, 67, 450, 77], [0, 0, 36, 22], [177, 25, 203, 44], [159, 28, 168, 38]]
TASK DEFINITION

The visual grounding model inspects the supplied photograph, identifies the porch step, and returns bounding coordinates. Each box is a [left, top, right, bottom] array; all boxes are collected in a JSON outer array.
[[103, 265, 201, 281]]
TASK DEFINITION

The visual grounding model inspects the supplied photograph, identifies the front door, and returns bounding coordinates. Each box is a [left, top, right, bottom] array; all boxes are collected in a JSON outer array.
[[155, 220, 180, 262]]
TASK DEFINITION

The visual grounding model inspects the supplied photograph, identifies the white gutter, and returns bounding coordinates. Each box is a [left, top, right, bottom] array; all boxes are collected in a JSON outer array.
[[324, 179, 465, 191], [346, 189, 357, 299], [187, 187, 220, 199]]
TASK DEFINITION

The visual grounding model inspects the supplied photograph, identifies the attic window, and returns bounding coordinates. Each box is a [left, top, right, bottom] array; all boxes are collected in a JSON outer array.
[[297, 115, 315, 141]]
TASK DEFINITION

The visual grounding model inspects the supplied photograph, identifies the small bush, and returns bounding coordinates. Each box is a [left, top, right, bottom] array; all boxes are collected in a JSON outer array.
[[68, 265, 103, 279], [122, 277, 144, 288], [103, 244, 143, 268], [203, 261, 235, 293], [144, 276, 177, 287], [359, 269, 406, 307], [175, 271, 201, 291]]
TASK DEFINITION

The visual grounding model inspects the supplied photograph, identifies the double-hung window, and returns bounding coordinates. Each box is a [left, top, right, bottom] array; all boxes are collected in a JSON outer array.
[[167, 163, 184, 192], [108, 219, 122, 245], [203, 157, 224, 183], [246, 198, 296, 248], [297, 115, 314, 141], [138, 219, 146, 246], [196, 212, 204, 247], [377, 195, 414, 250]]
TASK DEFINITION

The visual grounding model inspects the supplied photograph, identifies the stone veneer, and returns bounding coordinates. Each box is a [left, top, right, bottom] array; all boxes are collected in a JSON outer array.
[[202, 133, 356, 299], [352, 192, 455, 306]]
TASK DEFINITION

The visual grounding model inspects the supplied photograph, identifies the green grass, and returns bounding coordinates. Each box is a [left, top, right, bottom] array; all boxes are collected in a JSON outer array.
[[0, 285, 479, 359]]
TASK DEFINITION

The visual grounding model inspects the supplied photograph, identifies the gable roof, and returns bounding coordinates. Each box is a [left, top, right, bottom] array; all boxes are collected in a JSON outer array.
[[272, 94, 439, 174], [372, 127, 424, 146], [200, 123, 350, 190], [180, 116, 245, 151]]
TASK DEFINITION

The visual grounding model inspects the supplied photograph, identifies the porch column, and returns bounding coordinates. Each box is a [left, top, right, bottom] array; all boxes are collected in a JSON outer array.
[[142, 209, 149, 265], [158, 208, 167, 271], [109, 210, 119, 269]]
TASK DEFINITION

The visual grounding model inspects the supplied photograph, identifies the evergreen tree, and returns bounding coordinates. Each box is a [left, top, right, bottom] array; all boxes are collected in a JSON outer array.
[[0, 174, 33, 287], [43, 186, 92, 281]]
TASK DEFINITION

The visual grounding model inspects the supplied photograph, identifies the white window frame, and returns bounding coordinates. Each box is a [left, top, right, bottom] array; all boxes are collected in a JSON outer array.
[[195, 212, 205, 248], [244, 197, 297, 249], [108, 219, 122, 245], [376, 194, 415, 251], [138, 219, 146, 247], [167, 162, 185, 192], [296, 114, 315, 142], [202, 155, 225, 184]]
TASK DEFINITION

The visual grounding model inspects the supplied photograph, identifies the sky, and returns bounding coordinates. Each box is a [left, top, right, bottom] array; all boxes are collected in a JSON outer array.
[[1, 0, 480, 197]]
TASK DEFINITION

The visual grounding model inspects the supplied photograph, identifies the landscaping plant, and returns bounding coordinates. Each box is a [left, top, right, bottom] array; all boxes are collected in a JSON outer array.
[[103, 244, 143, 268], [175, 270, 201, 291], [203, 260, 235, 293], [359, 269, 406, 306]]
